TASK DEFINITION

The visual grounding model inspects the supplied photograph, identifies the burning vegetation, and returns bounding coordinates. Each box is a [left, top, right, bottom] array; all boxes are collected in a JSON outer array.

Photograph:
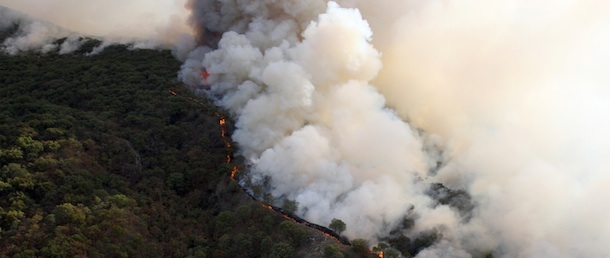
[[169, 81, 367, 254]]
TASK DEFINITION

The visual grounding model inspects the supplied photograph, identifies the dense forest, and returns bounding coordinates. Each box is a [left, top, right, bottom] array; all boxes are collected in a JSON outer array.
[[0, 42, 379, 257]]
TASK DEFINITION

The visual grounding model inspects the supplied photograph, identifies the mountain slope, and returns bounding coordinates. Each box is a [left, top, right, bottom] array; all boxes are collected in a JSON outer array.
[[0, 44, 368, 257]]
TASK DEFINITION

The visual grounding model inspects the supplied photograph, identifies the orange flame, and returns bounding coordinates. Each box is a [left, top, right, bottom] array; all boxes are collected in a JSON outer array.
[[169, 86, 208, 106], [168, 86, 241, 205], [201, 70, 210, 80], [168, 87, 355, 248], [379, 250, 384, 258], [231, 165, 238, 179], [219, 118, 227, 137], [201, 70, 210, 85]]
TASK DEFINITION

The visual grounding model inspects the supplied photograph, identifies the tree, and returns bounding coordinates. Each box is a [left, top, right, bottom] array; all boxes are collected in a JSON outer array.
[[214, 211, 237, 235], [167, 172, 186, 194], [53, 203, 90, 225], [383, 248, 401, 258], [0, 148, 23, 163], [324, 244, 344, 258], [351, 239, 370, 257], [329, 218, 346, 235], [279, 221, 306, 246], [1, 40, 351, 258], [16, 136, 43, 160], [268, 242, 294, 258], [281, 199, 298, 215]]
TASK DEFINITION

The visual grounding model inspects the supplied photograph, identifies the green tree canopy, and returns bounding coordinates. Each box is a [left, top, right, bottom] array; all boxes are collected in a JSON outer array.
[[329, 218, 346, 235]]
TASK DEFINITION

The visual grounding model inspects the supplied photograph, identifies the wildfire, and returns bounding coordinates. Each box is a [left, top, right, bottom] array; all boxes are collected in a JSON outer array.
[[282, 214, 294, 221], [200, 70, 212, 86], [231, 165, 238, 179], [201, 70, 210, 81], [169, 86, 208, 106], [168, 86, 234, 171], [378, 250, 384, 258], [219, 118, 227, 137], [169, 85, 352, 248], [323, 232, 335, 239]]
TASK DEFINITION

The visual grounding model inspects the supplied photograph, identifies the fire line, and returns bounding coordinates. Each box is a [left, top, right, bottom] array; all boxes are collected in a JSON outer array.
[[168, 86, 352, 246]]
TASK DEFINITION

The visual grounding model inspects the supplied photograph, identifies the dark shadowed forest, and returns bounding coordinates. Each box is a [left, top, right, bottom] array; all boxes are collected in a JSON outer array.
[[0, 42, 378, 258]]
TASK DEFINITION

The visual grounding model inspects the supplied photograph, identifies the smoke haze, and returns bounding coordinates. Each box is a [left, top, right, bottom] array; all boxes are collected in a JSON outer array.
[[0, 0, 191, 54], [356, 1, 610, 256], [5, 0, 610, 257]]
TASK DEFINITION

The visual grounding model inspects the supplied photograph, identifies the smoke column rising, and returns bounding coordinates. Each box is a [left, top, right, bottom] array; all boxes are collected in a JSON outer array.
[[183, 0, 610, 257], [188, 1, 439, 242], [4, 0, 610, 256]]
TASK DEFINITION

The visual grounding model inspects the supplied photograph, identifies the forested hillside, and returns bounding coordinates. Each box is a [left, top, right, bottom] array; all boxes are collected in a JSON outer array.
[[0, 45, 362, 258]]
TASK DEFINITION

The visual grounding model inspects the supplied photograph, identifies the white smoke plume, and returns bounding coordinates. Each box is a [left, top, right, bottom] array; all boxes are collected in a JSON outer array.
[[348, 0, 610, 256], [0, 6, 74, 55], [5, 0, 610, 256], [186, 0, 466, 251], [183, 0, 610, 257], [0, 0, 192, 54]]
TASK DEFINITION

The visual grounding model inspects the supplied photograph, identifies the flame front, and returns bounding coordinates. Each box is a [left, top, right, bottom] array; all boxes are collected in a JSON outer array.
[[169, 85, 351, 247], [219, 118, 226, 137], [168, 86, 233, 176], [231, 165, 238, 179], [200, 70, 210, 85]]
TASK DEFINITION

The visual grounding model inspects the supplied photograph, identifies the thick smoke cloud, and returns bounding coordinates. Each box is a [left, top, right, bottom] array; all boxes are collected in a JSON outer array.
[[0, 0, 191, 54], [6, 0, 610, 256], [183, 0, 610, 257], [350, 1, 610, 257], [186, 0, 435, 241], [185, 0, 466, 250]]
